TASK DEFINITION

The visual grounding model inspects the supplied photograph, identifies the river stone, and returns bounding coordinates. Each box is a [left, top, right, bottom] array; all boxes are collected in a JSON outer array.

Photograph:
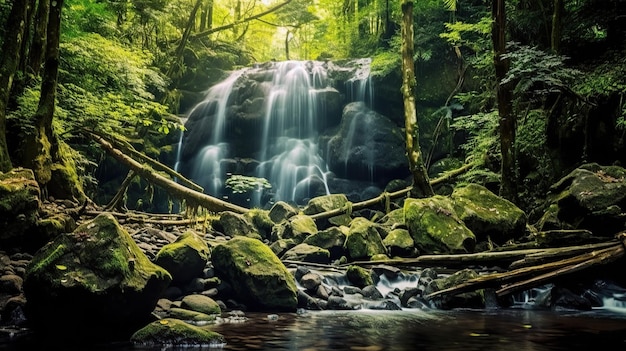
[[344, 217, 387, 260], [0, 168, 41, 243], [281, 243, 330, 264], [268, 201, 299, 223], [382, 228, 415, 257], [212, 236, 298, 311], [23, 213, 172, 342], [131, 318, 224, 347], [271, 214, 318, 243], [451, 183, 527, 245], [214, 211, 262, 240], [167, 307, 217, 323], [269, 238, 297, 257], [346, 265, 374, 288], [154, 231, 210, 285], [181, 294, 221, 315], [404, 196, 476, 254], [303, 226, 348, 260]]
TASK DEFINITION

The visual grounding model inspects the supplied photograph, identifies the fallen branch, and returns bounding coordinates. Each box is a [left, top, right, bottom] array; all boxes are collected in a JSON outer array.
[[88, 132, 248, 214]]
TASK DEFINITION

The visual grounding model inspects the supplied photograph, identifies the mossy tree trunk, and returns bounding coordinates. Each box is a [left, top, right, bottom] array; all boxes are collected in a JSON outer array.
[[20, 0, 84, 201], [400, 0, 434, 198], [27, 0, 51, 77], [492, 0, 517, 202], [551, 0, 563, 54], [0, 0, 32, 172]]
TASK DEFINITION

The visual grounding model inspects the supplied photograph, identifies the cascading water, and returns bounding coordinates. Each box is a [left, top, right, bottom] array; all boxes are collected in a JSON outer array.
[[178, 60, 374, 207]]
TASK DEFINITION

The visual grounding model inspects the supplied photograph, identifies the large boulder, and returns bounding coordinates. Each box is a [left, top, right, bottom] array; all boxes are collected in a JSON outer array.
[[154, 231, 210, 285], [23, 213, 172, 342], [303, 194, 352, 228], [404, 196, 476, 254], [303, 226, 348, 260], [542, 163, 626, 236], [211, 236, 298, 311], [451, 183, 527, 245], [213, 211, 262, 240], [281, 243, 331, 264], [271, 214, 318, 243]]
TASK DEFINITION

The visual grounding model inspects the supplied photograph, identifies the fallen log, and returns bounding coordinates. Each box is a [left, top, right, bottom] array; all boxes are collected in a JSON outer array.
[[88, 132, 249, 214], [424, 233, 626, 300]]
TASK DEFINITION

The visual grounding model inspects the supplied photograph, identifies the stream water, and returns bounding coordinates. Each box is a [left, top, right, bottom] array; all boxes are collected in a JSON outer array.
[[2, 307, 625, 350]]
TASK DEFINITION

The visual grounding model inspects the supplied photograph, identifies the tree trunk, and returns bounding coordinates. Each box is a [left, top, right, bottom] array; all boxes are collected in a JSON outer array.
[[27, 0, 51, 77], [21, 0, 63, 187], [285, 30, 291, 60], [551, 0, 563, 54], [492, 0, 517, 202], [400, 0, 434, 198], [0, 0, 32, 172]]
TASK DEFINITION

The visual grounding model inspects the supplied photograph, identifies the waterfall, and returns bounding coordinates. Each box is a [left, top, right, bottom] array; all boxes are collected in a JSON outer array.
[[180, 60, 380, 207]]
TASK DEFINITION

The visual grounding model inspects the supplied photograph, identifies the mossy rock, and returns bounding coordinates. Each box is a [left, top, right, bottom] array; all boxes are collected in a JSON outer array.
[[269, 238, 297, 257], [424, 268, 484, 310], [548, 163, 626, 236], [346, 265, 374, 288], [167, 307, 217, 323], [303, 194, 352, 228], [180, 294, 221, 315], [154, 231, 210, 285], [382, 228, 415, 257], [303, 226, 347, 260], [344, 217, 387, 260], [451, 183, 527, 245], [212, 236, 298, 311], [271, 214, 318, 243], [404, 196, 476, 254], [131, 318, 224, 347], [214, 211, 262, 240], [0, 168, 41, 242], [244, 208, 275, 240], [281, 243, 330, 264], [23, 213, 172, 342], [268, 201, 299, 223]]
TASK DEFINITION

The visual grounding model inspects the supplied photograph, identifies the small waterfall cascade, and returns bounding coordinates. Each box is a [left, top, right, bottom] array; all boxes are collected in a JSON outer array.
[[178, 60, 374, 207]]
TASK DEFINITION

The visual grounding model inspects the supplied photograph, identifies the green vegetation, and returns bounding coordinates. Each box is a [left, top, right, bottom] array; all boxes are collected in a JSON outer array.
[[0, 0, 624, 215]]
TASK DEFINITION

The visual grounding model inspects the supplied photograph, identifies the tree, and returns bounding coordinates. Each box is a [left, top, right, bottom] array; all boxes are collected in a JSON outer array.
[[492, 0, 517, 202], [401, 0, 434, 198], [0, 0, 31, 172]]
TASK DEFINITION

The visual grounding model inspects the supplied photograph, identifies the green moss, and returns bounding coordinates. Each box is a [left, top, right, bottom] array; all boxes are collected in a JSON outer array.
[[346, 265, 374, 288], [130, 318, 224, 346], [27, 243, 67, 278]]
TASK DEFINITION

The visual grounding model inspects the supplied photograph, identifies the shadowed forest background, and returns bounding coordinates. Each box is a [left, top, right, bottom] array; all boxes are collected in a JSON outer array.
[[1, 0, 625, 219]]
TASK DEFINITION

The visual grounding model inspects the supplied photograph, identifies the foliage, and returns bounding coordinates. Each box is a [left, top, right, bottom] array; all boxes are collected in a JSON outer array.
[[225, 175, 272, 194], [501, 43, 581, 104], [573, 51, 626, 98]]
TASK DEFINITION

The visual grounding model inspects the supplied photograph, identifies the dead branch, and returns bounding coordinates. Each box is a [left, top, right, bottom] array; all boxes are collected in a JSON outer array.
[[88, 132, 248, 214]]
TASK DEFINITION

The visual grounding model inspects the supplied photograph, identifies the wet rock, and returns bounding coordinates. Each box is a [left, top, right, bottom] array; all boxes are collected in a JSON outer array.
[[424, 269, 484, 310], [451, 183, 527, 245], [346, 265, 374, 288], [327, 295, 360, 310], [271, 215, 318, 243], [23, 213, 172, 342], [270, 238, 297, 257], [281, 243, 330, 264], [154, 231, 210, 285], [212, 236, 298, 311], [0, 168, 41, 244], [214, 211, 262, 240], [303, 226, 347, 260], [181, 294, 222, 315], [344, 217, 387, 260], [361, 285, 383, 299], [299, 272, 323, 291], [268, 201, 299, 223], [303, 194, 352, 229], [365, 299, 402, 310], [404, 196, 476, 254], [131, 318, 224, 347]]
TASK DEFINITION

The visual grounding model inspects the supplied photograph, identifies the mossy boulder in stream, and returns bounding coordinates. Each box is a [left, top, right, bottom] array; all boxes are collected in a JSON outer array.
[[404, 196, 476, 254], [212, 236, 298, 311], [271, 214, 318, 243], [451, 183, 527, 245], [131, 318, 224, 347], [344, 217, 387, 260], [154, 231, 210, 285], [23, 213, 172, 342]]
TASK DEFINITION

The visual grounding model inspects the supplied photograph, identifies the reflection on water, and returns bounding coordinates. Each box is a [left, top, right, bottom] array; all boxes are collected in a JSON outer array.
[[210, 309, 626, 351], [2, 309, 625, 351]]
